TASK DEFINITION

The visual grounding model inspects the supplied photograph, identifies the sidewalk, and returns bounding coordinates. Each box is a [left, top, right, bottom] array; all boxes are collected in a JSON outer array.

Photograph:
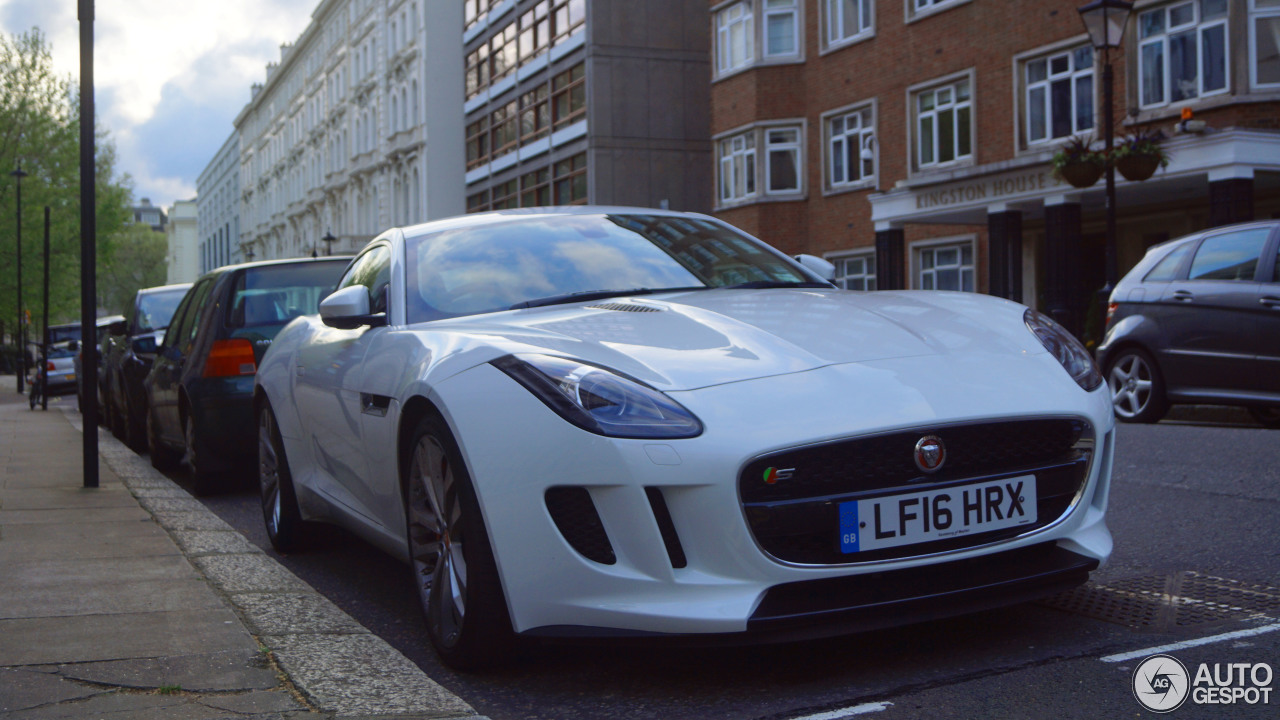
[[0, 389, 484, 719]]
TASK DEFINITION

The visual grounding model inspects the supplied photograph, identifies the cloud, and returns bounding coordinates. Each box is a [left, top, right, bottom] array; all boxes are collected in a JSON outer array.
[[0, 0, 317, 208]]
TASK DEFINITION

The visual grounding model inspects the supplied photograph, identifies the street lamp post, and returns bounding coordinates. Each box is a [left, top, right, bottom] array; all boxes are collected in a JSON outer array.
[[1078, 0, 1133, 302], [322, 230, 336, 257], [10, 164, 28, 394]]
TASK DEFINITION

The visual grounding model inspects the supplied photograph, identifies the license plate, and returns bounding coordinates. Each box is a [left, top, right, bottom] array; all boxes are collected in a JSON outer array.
[[839, 476, 1036, 553], [64, 374, 75, 383]]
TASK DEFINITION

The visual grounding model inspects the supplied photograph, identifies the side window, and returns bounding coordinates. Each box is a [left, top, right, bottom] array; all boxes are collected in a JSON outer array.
[[1187, 228, 1271, 281], [166, 280, 212, 354], [161, 290, 195, 351], [338, 246, 392, 313], [1143, 241, 1195, 282]]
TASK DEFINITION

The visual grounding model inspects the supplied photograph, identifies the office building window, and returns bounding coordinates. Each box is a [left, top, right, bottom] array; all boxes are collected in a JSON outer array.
[[521, 85, 551, 142], [831, 253, 877, 290], [551, 62, 586, 130], [550, 0, 586, 45], [1138, 0, 1228, 108], [915, 77, 972, 168], [467, 188, 491, 213], [828, 105, 874, 188], [826, 0, 873, 47], [521, 168, 551, 206], [554, 153, 588, 204], [492, 179, 519, 210], [1025, 46, 1094, 146], [716, 2, 755, 74], [490, 100, 520, 158], [917, 241, 975, 291], [466, 116, 490, 169]]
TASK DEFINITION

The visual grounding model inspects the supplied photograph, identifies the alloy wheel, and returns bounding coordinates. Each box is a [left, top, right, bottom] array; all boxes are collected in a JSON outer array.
[[258, 409, 282, 538], [407, 434, 468, 648], [1109, 353, 1155, 420]]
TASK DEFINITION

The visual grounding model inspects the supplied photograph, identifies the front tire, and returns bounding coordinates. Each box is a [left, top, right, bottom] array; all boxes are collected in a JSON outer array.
[[258, 401, 307, 552], [405, 412, 513, 671], [1106, 348, 1167, 423]]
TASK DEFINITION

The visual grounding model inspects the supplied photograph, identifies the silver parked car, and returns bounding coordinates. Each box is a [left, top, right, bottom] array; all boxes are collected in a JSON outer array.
[[1095, 221, 1280, 427]]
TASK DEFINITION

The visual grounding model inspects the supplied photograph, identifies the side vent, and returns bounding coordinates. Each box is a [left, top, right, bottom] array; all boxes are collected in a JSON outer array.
[[545, 487, 616, 565], [645, 487, 688, 569], [585, 302, 665, 312]]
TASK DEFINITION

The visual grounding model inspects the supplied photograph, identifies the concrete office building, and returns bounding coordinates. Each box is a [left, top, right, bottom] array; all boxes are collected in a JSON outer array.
[[196, 131, 242, 272], [461, 0, 712, 213], [708, 0, 1280, 339], [235, 0, 465, 262]]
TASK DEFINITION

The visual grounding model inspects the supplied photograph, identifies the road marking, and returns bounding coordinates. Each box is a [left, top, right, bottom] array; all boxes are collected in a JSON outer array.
[[1101, 622, 1280, 664], [789, 701, 892, 720]]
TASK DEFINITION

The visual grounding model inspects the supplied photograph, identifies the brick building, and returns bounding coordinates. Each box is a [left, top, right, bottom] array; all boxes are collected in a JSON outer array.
[[708, 0, 1280, 337]]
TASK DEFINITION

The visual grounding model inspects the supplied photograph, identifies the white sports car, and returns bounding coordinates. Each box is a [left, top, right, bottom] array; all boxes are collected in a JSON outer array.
[[254, 207, 1114, 669]]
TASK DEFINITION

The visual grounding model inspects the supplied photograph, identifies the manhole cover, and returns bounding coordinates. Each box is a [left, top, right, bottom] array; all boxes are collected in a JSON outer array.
[[1040, 572, 1280, 632]]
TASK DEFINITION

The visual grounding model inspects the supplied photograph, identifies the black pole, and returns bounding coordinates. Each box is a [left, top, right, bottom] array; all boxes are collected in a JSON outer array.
[[12, 165, 24, 394], [42, 207, 50, 410], [79, 0, 98, 488], [1103, 52, 1117, 290]]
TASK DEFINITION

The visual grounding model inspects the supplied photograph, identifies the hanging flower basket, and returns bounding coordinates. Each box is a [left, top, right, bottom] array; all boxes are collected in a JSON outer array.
[[1112, 129, 1169, 182], [1059, 160, 1103, 188], [1116, 152, 1161, 181], [1051, 135, 1105, 189]]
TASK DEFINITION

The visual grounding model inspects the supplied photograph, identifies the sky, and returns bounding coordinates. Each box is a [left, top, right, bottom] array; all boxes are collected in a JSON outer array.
[[0, 0, 317, 211]]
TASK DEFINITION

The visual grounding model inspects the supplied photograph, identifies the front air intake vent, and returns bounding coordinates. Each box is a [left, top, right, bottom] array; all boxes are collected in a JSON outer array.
[[545, 487, 616, 564], [645, 487, 687, 569], [585, 302, 665, 312]]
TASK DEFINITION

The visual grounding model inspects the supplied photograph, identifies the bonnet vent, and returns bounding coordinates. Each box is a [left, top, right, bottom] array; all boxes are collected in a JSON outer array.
[[585, 302, 665, 313]]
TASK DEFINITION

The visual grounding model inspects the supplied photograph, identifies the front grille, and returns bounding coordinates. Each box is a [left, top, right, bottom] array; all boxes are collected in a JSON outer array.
[[740, 418, 1093, 565], [546, 487, 616, 565]]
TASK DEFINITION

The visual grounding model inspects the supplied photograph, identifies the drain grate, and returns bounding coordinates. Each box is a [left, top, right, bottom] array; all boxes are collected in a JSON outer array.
[[1040, 572, 1280, 632]]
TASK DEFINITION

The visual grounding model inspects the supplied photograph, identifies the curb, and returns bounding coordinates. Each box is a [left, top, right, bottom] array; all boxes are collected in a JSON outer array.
[[63, 409, 488, 720]]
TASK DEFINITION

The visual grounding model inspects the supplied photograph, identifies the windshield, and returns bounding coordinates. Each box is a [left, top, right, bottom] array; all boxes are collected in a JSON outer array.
[[136, 288, 188, 333], [47, 325, 81, 344], [405, 213, 817, 323], [227, 261, 347, 329]]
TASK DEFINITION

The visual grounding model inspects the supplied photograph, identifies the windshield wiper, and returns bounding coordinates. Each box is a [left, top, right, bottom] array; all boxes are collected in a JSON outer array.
[[720, 280, 834, 289], [511, 286, 707, 310]]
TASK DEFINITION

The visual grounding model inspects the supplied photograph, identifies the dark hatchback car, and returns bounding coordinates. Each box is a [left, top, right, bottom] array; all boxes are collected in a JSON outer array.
[[102, 283, 192, 450], [145, 257, 350, 493], [1096, 221, 1280, 427]]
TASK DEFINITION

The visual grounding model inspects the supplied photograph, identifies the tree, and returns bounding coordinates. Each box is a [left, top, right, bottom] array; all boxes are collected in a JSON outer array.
[[0, 27, 132, 347], [98, 223, 169, 314]]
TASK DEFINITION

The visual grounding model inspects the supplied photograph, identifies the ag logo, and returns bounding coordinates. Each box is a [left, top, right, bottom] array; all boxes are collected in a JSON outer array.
[[1133, 654, 1190, 713]]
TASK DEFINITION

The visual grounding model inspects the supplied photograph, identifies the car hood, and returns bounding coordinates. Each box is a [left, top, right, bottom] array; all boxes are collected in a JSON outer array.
[[436, 289, 1046, 391]]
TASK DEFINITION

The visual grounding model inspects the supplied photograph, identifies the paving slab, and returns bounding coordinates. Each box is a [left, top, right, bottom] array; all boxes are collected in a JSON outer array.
[[0, 576, 222, 620], [0, 506, 151, 525], [0, 487, 139, 509], [0, 667, 99, 713], [57, 649, 281, 693], [0, 608, 257, 666]]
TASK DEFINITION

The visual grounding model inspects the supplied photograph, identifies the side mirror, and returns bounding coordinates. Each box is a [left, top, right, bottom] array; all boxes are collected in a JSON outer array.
[[108, 320, 127, 336], [320, 285, 387, 329], [132, 336, 158, 355], [794, 254, 837, 282]]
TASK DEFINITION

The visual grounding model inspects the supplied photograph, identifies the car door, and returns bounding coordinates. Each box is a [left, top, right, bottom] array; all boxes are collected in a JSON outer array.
[[294, 245, 392, 521], [1157, 226, 1273, 396], [1255, 233, 1280, 394], [150, 278, 215, 445]]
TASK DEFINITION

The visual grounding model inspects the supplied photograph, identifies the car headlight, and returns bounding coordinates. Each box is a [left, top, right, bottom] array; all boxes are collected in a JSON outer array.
[[493, 354, 703, 439], [1024, 309, 1103, 391]]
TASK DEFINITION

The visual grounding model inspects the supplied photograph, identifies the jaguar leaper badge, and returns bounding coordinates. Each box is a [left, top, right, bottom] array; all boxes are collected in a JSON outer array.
[[914, 435, 946, 473]]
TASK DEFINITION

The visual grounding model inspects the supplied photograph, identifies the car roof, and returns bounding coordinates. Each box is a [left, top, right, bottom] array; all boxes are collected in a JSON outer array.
[[194, 255, 353, 282]]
